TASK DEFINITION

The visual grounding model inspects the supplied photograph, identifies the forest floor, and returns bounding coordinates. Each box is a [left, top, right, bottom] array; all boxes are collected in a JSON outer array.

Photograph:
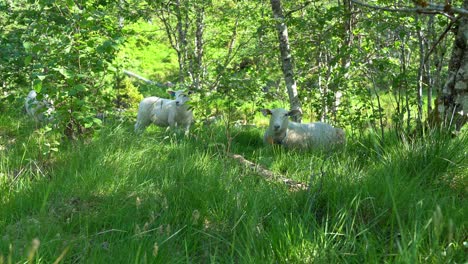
[[0, 111, 467, 263]]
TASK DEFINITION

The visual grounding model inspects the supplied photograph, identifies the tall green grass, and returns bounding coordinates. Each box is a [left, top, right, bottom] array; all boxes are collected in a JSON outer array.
[[0, 113, 466, 263]]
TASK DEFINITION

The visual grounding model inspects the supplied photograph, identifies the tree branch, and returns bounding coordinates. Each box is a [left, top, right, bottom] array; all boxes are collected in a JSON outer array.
[[123, 69, 156, 85], [423, 15, 460, 64], [351, 0, 468, 18], [428, 2, 468, 16], [228, 153, 308, 191], [284, 1, 314, 18], [155, 2, 179, 52]]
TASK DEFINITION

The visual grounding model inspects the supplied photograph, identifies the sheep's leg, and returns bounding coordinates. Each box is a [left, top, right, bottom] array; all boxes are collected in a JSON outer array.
[[134, 118, 150, 133], [183, 123, 191, 136], [168, 112, 177, 130], [134, 121, 144, 133]]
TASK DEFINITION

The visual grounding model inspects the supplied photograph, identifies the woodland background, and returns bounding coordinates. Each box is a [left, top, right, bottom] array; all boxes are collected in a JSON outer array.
[[0, 0, 467, 263]]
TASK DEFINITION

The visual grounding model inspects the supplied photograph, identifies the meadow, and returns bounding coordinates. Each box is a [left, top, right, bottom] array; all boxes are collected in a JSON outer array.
[[2, 0, 467, 262], [0, 107, 466, 263]]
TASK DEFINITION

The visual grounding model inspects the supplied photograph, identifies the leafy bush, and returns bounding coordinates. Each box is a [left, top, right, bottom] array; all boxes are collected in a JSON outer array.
[[115, 77, 144, 111]]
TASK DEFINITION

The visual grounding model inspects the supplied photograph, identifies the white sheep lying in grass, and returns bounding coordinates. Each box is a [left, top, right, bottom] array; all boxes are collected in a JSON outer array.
[[135, 90, 193, 133], [25, 90, 55, 122], [261, 108, 345, 150]]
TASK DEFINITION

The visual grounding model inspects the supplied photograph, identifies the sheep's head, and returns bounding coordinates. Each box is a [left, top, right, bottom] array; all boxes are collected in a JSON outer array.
[[261, 108, 301, 133], [168, 90, 193, 107]]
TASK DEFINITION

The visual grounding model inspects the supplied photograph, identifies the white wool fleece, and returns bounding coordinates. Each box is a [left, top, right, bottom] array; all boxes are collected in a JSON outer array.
[[25, 90, 55, 122], [262, 108, 345, 150], [135, 90, 193, 133]]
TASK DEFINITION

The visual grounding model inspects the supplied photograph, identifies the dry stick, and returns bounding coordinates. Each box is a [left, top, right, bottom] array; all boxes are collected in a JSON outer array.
[[227, 153, 308, 190]]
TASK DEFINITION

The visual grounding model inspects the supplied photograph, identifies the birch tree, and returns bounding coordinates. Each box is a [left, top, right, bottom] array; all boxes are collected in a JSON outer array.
[[437, 0, 468, 130], [270, 0, 302, 122], [352, 0, 468, 131], [152, 0, 206, 88]]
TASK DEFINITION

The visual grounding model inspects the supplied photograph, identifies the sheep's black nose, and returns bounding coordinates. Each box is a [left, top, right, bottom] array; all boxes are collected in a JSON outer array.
[[274, 125, 280, 130], [176, 102, 180, 106]]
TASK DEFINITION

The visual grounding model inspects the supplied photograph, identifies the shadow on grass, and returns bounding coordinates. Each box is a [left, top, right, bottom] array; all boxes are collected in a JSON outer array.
[[1, 121, 466, 262]]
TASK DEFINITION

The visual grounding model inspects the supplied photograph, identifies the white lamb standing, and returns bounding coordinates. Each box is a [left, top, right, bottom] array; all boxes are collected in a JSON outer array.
[[261, 108, 345, 150], [135, 90, 193, 133], [25, 90, 55, 122]]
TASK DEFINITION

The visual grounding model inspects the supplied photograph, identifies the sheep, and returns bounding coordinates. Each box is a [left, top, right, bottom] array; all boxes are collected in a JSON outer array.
[[135, 90, 193, 134], [25, 90, 55, 122], [261, 108, 345, 150]]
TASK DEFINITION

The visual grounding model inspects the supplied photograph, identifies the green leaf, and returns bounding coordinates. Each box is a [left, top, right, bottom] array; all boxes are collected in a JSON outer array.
[[24, 55, 32, 66], [107, 65, 117, 72], [33, 80, 42, 93], [75, 99, 85, 106], [68, 84, 85, 97], [23, 42, 32, 51], [74, 84, 86, 92], [64, 45, 72, 54], [56, 67, 74, 78], [92, 118, 102, 125], [43, 126, 52, 133], [66, 0, 74, 8]]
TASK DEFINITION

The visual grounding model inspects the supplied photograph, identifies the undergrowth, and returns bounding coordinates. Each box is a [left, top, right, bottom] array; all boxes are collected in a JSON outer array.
[[0, 112, 466, 263]]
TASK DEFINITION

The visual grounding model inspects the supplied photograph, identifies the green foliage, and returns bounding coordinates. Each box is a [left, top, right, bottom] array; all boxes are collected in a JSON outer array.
[[1, 0, 467, 260], [0, 1, 31, 93], [1, 0, 125, 140], [2, 0, 459, 139], [115, 77, 144, 111], [118, 20, 178, 82]]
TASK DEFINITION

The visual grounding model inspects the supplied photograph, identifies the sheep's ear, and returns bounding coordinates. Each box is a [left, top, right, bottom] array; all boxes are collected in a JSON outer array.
[[261, 109, 272, 116], [287, 109, 301, 117], [187, 90, 194, 95], [168, 90, 176, 97]]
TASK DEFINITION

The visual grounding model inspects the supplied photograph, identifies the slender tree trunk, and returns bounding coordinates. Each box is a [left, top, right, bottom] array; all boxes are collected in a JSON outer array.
[[323, 51, 333, 122], [175, 0, 187, 83], [370, 74, 385, 141], [437, 0, 468, 130], [427, 17, 449, 127], [416, 15, 425, 132], [393, 34, 405, 135], [397, 33, 412, 135], [333, 0, 354, 120], [319, 53, 328, 122], [317, 50, 326, 121], [156, 0, 206, 89], [426, 15, 435, 115], [270, 0, 302, 122], [193, 2, 205, 90], [402, 37, 412, 134]]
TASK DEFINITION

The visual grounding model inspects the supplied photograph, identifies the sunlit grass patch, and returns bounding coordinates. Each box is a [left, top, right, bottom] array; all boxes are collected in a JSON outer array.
[[0, 114, 466, 262]]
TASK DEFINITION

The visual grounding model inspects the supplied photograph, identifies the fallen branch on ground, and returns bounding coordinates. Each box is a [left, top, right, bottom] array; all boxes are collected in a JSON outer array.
[[123, 70, 156, 85], [227, 153, 308, 190]]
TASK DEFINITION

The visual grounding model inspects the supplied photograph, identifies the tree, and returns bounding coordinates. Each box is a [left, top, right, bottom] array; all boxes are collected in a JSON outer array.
[[351, 0, 468, 131], [437, 0, 468, 130], [270, 0, 302, 122], [149, 0, 207, 89], [1, 0, 125, 139]]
